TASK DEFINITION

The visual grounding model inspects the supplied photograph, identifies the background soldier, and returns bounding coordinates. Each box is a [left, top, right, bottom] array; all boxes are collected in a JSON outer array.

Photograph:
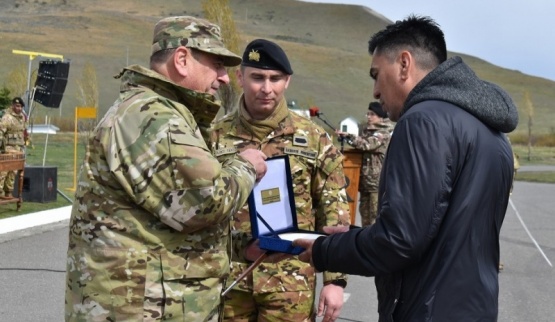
[[211, 39, 350, 322], [64, 16, 267, 321], [0, 97, 28, 199], [337, 101, 393, 226]]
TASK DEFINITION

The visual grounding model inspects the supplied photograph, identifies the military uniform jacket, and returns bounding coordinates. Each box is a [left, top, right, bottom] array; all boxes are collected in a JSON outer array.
[[210, 106, 350, 293], [347, 120, 394, 191], [65, 65, 257, 317], [0, 109, 27, 151]]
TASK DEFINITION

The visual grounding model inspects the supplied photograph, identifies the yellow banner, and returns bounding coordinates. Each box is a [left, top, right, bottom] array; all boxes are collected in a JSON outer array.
[[76, 107, 97, 119]]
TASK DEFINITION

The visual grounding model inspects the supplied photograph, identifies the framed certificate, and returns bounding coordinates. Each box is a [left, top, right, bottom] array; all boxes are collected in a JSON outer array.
[[248, 155, 325, 254]]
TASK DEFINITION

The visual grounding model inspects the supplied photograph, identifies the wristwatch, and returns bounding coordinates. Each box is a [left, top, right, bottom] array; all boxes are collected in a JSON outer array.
[[325, 279, 347, 288]]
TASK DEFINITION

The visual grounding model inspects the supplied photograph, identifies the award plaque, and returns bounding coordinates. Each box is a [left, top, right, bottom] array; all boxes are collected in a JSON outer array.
[[248, 155, 326, 255]]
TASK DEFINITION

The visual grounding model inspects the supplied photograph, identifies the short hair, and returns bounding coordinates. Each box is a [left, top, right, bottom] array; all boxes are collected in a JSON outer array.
[[368, 15, 447, 71], [149, 47, 202, 69], [150, 48, 176, 67]]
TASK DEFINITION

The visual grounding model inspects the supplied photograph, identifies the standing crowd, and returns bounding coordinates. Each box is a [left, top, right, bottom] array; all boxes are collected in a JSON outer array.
[[62, 12, 517, 322]]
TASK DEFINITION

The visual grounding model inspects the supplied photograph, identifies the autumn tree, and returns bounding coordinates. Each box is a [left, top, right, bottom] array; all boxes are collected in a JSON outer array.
[[75, 62, 99, 143], [5, 64, 29, 99], [202, 0, 242, 115], [75, 62, 99, 109], [522, 91, 534, 161]]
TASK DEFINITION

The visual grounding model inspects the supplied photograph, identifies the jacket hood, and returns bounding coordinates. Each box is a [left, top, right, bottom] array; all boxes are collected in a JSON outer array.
[[404, 56, 518, 133]]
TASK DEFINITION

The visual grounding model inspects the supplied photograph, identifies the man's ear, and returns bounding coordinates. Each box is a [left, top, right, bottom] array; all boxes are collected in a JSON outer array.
[[235, 68, 244, 88], [173, 47, 190, 77], [398, 51, 412, 80]]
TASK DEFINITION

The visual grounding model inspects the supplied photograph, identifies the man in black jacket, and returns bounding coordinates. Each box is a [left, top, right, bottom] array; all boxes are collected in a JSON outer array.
[[294, 15, 517, 321]]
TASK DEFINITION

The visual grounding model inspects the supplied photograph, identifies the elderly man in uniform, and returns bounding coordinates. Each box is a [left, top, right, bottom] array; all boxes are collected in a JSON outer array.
[[0, 97, 28, 199], [337, 101, 394, 226], [64, 16, 267, 322], [210, 39, 350, 322]]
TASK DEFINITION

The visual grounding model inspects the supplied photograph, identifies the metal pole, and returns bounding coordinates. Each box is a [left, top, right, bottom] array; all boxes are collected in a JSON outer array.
[[57, 188, 73, 203], [25, 58, 32, 114]]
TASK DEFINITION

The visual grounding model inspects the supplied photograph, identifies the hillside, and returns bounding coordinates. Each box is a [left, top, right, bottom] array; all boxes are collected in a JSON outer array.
[[1, 0, 553, 135]]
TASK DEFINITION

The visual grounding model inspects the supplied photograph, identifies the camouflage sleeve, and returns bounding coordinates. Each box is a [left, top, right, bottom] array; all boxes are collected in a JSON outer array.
[[312, 132, 350, 283], [109, 103, 257, 233], [348, 132, 383, 151]]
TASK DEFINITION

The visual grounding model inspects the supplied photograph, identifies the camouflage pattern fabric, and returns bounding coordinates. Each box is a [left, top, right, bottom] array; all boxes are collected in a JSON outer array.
[[151, 16, 241, 67], [346, 120, 394, 192], [223, 288, 315, 322], [345, 120, 394, 225], [359, 191, 379, 226], [65, 65, 257, 321], [210, 98, 350, 320], [0, 109, 27, 195]]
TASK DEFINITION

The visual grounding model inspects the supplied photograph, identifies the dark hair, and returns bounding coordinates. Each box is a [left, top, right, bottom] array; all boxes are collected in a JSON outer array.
[[368, 15, 447, 70]]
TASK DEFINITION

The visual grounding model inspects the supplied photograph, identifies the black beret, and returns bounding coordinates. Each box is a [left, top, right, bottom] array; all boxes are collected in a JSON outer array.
[[368, 101, 387, 118], [12, 97, 25, 107], [241, 39, 293, 75]]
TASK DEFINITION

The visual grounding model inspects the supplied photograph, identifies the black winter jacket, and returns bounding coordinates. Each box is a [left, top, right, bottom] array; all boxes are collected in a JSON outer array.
[[312, 57, 517, 321]]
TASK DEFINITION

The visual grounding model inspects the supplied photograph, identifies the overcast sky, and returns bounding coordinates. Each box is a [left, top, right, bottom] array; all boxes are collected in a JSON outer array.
[[302, 0, 555, 81]]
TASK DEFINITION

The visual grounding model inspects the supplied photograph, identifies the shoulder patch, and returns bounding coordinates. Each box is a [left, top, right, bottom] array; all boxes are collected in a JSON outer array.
[[293, 135, 309, 147]]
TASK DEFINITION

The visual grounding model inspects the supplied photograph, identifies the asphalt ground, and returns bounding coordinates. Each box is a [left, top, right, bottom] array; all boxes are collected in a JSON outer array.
[[0, 180, 553, 321]]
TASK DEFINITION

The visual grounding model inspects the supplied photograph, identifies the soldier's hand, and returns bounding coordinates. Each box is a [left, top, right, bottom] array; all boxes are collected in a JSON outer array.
[[239, 149, 267, 182]]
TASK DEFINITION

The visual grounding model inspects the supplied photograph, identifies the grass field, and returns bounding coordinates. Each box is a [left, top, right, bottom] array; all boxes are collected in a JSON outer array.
[[0, 132, 553, 220]]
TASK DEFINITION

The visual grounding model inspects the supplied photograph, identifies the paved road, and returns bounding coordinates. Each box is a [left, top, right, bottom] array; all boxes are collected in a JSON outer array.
[[519, 165, 555, 172], [1, 181, 554, 321]]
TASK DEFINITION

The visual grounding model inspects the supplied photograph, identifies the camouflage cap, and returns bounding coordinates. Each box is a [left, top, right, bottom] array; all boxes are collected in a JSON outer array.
[[152, 16, 242, 67]]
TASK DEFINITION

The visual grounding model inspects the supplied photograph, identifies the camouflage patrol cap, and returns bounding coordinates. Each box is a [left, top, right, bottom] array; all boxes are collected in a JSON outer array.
[[152, 16, 242, 67], [12, 97, 25, 107]]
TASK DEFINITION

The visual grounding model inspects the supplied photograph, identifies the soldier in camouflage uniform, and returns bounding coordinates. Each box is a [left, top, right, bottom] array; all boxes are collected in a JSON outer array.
[[0, 97, 28, 199], [337, 102, 393, 226], [64, 16, 268, 322], [210, 39, 350, 322]]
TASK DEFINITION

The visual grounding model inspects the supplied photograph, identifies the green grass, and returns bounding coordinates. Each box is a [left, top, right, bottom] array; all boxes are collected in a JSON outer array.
[[0, 132, 85, 219], [515, 171, 555, 184], [512, 144, 555, 165]]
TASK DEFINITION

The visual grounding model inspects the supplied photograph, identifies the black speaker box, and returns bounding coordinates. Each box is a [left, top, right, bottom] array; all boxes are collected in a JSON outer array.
[[37, 60, 70, 78], [34, 89, 65, 108], [33, 60, 70, 108], [35, 75, 68, 93], [13, 166, 58, 203]]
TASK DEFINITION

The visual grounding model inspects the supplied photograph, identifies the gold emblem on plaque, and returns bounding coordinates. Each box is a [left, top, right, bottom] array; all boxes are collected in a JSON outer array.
[[249, 49, 260, 62], [261, 187, 280, 205]]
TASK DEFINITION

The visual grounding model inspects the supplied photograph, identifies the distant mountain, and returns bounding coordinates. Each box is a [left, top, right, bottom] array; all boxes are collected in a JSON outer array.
[[1, 0, 552, 134]]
